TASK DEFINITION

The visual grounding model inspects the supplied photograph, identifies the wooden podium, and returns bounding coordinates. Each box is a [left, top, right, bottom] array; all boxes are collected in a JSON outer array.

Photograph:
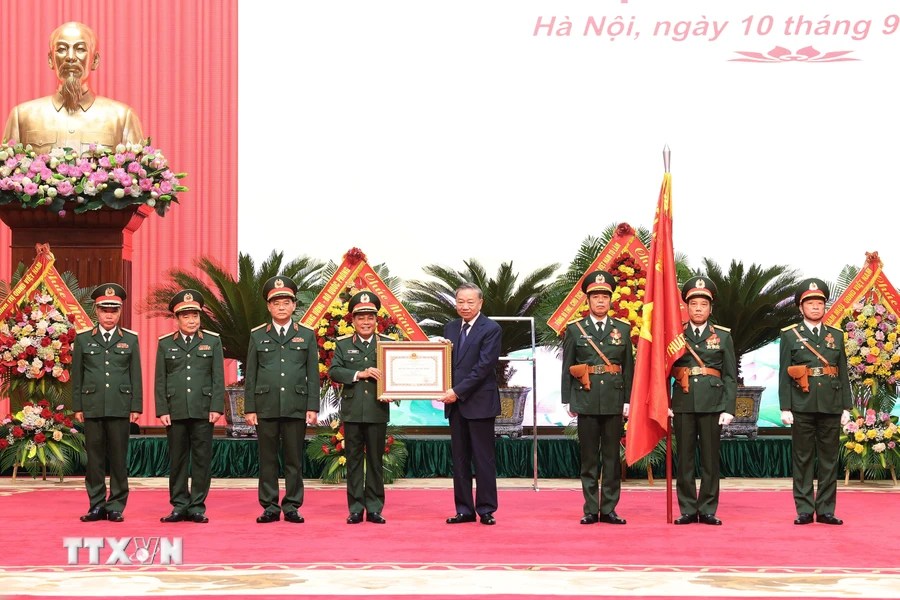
[[0, 204, 153, 327]]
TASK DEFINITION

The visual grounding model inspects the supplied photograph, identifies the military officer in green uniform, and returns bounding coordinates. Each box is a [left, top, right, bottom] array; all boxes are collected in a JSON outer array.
[[72, 283, 142, 523], [155, 290, 224, 524], [244, 275, 319, 523], [561, 270, 634, 525], [670, 276, 736, 526], [779, 278, 851, 526], [328, 291, 393, 525]]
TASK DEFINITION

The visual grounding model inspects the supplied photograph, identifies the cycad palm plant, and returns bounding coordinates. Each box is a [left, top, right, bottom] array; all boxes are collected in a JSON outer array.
[[697, 258, 801, 381], [405, 259, 559, 386], [143, 250, 326, 367]]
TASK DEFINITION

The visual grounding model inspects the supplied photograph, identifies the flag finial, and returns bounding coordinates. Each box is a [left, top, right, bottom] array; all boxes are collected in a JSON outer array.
[[662, 144, 671, 173]]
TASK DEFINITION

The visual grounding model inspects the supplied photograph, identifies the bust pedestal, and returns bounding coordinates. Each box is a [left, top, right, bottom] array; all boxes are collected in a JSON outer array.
[[0, 204, 152, 327]]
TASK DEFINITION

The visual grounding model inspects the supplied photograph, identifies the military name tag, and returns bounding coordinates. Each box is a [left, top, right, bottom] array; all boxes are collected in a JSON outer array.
[[347, 349, 360, 354]]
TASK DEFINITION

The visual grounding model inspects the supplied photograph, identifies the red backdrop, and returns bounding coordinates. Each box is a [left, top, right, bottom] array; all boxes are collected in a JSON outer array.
[[0, 0, 238, 425]]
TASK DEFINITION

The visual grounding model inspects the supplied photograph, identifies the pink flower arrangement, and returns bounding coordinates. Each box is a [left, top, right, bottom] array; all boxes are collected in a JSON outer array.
[[0, 140, 187, 217]]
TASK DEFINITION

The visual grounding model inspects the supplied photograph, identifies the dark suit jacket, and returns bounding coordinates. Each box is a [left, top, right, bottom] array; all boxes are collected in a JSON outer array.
[[779, 323, 851, 414], [670, 324, 737, 414], [444, 314, 502, 420], [560, 316, 634, 415], [154, 329, 225, 420], [72, 326, 143, 418], [245, 321, 320, 418]]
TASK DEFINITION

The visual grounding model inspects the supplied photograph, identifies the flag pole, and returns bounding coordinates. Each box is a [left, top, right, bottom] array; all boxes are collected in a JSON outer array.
[[662, 144, 674, 525]]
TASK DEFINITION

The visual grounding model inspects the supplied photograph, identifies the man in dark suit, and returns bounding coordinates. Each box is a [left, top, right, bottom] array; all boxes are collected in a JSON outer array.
[[561, 270, 633, 525], [329, 291, 393, 524], [779, 278, 851, 526], [155, 290, 225, 524], [245, 276, 320, 524], [670, 276, 736, 526], [72, 283, 142, 523], [438, 283, 502, 525]]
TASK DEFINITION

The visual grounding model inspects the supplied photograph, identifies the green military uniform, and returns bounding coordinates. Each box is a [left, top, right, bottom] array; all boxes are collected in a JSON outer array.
[[561, 271, 634, 521], [779, 279, 851, 522], [329, 329, 392, 518], [71, 283, 142, 519], [670, 277, 737, 523], [155, 289, 225, 522], [245, 276, 320, 520]]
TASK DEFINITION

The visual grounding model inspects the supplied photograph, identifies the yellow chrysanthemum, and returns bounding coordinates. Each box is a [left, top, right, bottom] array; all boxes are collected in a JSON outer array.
[[855, 431, 866, 442], [338, 456, 347, 465], [867, 317, 878, 328], [867, 337, 877, 348], [849, 356, 863, 366], [888, 332, 897, 343], [318, 363, 327, 373], [619, 286, 631, 295], [323, 341, 335, 351], [867, 429, 878, 439], [618, 265, 635, 276], [854, 444, 865, 454], [317, 327, 327, 336], [864, 366, 875, 375], [845, 441, 856, 449]]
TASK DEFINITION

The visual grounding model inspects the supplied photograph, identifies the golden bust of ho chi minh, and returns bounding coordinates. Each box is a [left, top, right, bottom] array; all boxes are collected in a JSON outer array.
[[2, 21, 144, 154]]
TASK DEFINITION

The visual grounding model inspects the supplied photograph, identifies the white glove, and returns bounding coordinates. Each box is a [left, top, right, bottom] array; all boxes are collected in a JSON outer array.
[[718, 412, 734, 426], [841, 410, 851, 426], [667, 408, 674, 418], [781, 410, 794, 425], [622, 403, 630, 417]]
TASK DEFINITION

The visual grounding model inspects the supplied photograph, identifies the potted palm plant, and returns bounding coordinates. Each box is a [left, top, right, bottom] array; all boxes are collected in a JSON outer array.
[[405, 259, 558, 437], [143, 250, 325, 436]]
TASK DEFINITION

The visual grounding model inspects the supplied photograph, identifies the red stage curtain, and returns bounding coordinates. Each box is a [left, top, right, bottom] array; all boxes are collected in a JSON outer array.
[[0, 0, 238, 425]]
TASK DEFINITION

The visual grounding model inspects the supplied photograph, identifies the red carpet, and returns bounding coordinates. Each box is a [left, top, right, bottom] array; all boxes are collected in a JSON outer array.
[[3, 484, 898, 571]]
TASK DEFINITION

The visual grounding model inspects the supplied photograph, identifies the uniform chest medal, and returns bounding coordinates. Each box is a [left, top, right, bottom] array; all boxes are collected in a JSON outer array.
[[609, 328, 622, 345], [292, 336, 304, 343], [824, 332, 836, 349], [706, 334, 720, 350]]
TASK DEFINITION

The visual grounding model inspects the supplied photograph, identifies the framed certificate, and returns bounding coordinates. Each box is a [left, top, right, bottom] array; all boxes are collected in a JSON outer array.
[[377, 341, 452, 400]]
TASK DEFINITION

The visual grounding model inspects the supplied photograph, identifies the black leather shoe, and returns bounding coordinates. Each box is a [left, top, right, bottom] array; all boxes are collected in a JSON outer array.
[[283, 511, 305, 523], [347, 512, 363, 524], [446, 513, 476, 524], [699, 514, 722, 526], [256, 511, 280, 523], [191, 514, 209, 523], [107, 511, 124, 522], [816, 513, 843, 525], [580, 513, 599, 525], [599, 511, 626, 525], [794, 513, 813, 525], [79, 507, 107, 522], [479, 512, 496, 525], [367, 512, 387, 524], [160, 512, 186, 523], [674, 513, 698, 525]]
